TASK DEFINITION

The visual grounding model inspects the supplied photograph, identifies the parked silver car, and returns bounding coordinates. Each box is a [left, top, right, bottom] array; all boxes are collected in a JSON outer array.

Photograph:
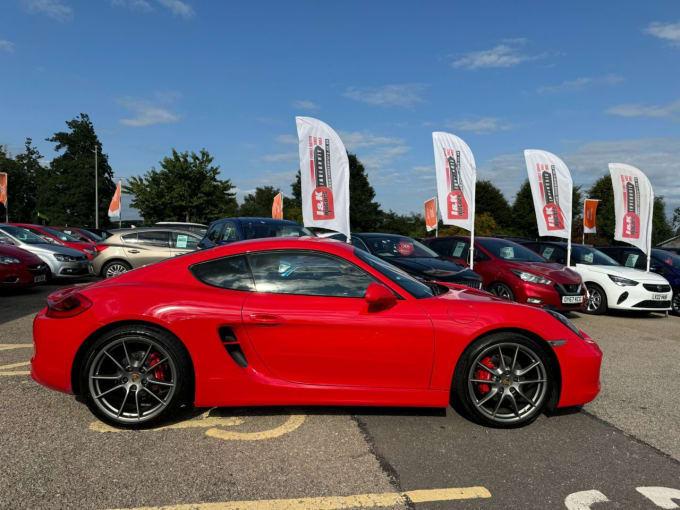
[[0, 225, 90, 279]]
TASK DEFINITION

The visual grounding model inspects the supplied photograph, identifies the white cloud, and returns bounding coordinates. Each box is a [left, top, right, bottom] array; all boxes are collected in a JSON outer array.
[[156, 0, 194, 18], [21, 0, 73, 21], [118, 97, 180, 127], [451, 40, 554, 69], [480, 137, 680, 214], [537, 74, 624, 94], [646, 21, 680, 45], [337, 131, 404, 150], [344, 84, 425, 107], [261, 152, 298, 162], [605, 98, 680, 119], [0, 40, 15, 53], [275, 134, 298, 144], [445, 117, 513, 134], [111, 0, 152, 12], [293, 99, 318, 112]]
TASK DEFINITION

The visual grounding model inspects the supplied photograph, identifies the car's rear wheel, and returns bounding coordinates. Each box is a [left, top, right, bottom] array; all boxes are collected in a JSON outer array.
[[584, 283, 607, 315], [80, 325, 191, 428], [103, 260, 131, 279], [490, 282, 514, 301], [454, 333, 552, 428]]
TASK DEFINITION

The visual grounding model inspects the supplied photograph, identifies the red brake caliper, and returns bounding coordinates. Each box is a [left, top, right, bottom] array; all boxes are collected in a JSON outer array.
[[148, 352, 165, 381], [473, 356, 495, 395]]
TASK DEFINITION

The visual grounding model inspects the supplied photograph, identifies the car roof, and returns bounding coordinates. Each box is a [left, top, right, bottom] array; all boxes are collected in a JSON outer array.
[[155, 221, 207, 226], [109, 227, 201, 235], [352, 232, 413, 238], [210, 217, 303, 226], [190, 236, 353, 258]]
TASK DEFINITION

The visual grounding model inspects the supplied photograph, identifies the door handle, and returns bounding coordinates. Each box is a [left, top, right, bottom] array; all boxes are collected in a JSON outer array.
[[249, 313, 284, 325], [128, 249, 140, 254]]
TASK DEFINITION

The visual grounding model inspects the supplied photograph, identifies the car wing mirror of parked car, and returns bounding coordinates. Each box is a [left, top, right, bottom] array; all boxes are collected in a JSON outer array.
[[650, 263, 661, 272], [364, 283, 397, 310]]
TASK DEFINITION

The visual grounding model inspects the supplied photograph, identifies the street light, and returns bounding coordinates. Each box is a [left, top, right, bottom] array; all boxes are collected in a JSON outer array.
[[93, 145, 98, 229]]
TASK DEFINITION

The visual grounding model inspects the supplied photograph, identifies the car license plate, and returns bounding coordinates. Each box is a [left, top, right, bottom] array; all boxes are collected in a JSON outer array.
[[34, 274, 46, 283], [652, 294, 666, 301], [562, 295, 583, 304]]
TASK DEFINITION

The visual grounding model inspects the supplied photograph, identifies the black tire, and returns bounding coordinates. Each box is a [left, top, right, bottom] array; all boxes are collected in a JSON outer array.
[[584, 283, 607, 315], [79, 325, 192, 428], [102, 260, 132, 279], [490, 282, 515, 301], [672, 292, 680, 316], [453, 333, 553, 428]]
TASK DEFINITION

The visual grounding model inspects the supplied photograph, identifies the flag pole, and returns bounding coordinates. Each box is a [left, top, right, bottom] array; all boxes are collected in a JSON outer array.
[[435, 197, 439, 238], [469, 182, 476, 270]]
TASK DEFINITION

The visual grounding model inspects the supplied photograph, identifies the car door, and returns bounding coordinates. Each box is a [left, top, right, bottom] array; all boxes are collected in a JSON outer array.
[[241, 250, 435, 389], [170, 231, 201, 256], [124, 230, 171, 267]]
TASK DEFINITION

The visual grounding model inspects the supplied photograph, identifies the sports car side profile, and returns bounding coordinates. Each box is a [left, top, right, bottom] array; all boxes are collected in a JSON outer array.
[[32, 237, 601, 428]]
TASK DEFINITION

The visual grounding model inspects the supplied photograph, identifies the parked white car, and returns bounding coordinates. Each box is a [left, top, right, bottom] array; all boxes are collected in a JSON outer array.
[[521, 241, 672, 315]]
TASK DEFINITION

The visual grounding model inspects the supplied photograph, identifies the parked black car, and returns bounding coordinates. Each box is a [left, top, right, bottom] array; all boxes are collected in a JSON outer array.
[[328, 232, 483, 289], [198, 217, 314, 249], [598, 246, 680, 315]]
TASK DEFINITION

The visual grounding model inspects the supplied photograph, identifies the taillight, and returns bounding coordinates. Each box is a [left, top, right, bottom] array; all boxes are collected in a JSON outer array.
[[95, 245, 109, 252], [46, 288, 93, 318]]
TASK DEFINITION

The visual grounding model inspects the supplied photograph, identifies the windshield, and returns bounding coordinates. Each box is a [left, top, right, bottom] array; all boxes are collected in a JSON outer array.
[[653, 249, 680, 268], [572, 245, 620, 266], [41, 226, 80, 242], [362, 235, 439, 258], [0, 226, 49, 244], [79, 229, 103, 241], [477, 238, 546, 262], [354, 248, 434, 299], [241, 221, 314, 240]]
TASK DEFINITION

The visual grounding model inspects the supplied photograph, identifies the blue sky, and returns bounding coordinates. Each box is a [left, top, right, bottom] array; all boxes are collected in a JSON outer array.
[[1, 0, 680, 221]]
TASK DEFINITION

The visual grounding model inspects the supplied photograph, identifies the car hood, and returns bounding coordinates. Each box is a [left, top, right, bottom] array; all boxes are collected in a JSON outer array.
[[577, 264, 670, 283], [20, 243, 86, 257], [503, 261, 581, 284], [387, 256, 482, 281], [0, 244, 44, 264]]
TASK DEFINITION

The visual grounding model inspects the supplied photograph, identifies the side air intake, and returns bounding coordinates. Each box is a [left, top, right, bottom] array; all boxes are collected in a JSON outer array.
[[218, 326, 248, 367]]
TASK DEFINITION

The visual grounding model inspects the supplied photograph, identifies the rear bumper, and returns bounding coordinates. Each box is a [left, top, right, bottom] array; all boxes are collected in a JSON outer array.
[[555, 331, 602, 408]]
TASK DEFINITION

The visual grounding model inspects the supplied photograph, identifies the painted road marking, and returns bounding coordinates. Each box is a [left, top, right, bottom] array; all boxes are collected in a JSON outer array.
[[108, 486, 491, 510], [637, 487, 680, 509], [90, 409, 306, 441], [0, 360, 30, 376], [0, 343, 32, 351], [564, 490, 609, 510]]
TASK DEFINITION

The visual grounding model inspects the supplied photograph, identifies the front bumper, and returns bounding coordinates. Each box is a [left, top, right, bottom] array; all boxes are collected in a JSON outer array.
[[56, 260, 90, 278], [514, 281, 585, 312], [1, 264, 48, 286], [606, 283, 672, 311], [555, 330, 602, 408]]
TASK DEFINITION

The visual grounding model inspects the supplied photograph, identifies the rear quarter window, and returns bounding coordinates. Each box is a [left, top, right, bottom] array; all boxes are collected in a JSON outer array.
[[190, 255, 255, 291]]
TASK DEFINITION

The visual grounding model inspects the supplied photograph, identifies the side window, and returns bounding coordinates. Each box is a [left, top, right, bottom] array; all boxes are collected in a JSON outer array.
[[137, 231, 170, 248], [221, 222, 239, 242], [0, 234, 14, 245], [451, 241, 469, 260], [429, 239, 453, 257], [172, 232, 200, 250], [190, 255, 255, 291], [350, 237, 369, 252], [623, 251, 646, 269], [248, 251, 375, 297], [122, 233, 138, 244], [207, 224, 222, 243], [474, 248, 490, 262]]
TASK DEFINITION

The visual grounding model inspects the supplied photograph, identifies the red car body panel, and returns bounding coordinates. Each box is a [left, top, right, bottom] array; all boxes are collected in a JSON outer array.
[[424, 236, 586, 312], [0, 245, 47, 286], [10, 223, 94, 259], [32, 237, 601, 410]]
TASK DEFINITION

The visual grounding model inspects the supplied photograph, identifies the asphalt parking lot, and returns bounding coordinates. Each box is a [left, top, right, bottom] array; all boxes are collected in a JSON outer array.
[[1, 280, 680, 509]]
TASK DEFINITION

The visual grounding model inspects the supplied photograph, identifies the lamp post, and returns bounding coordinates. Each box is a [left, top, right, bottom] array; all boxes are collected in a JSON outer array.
[[93, 145, 98, 229]]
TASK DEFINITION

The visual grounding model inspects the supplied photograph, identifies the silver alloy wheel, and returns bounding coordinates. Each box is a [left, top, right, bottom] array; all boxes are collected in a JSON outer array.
[[467, 342, 548, 424], [493, 284, 513, 300], [586, 286, 602, 312], [105, 263, 129, 278], [88, 337, 177, 424], [673, 293, 680, 314]]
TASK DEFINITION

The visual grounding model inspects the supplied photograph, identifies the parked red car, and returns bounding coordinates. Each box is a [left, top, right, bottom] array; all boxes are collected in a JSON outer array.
[[423, 236, 586, 312], [0, 244, 49, 287], [51, 227, 102, 245], [32, 237, 601, 429], [10, 223, 96, 259]]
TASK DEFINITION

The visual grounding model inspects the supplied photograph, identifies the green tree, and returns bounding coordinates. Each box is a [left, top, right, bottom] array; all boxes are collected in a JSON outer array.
[[282, 171, 302, 223], [14, 139, 44, 222], [475, 180, 512, 229], [239, 186, 280, 217], [40, 113, 115, 226], [124, 149, 237, 224], [652, 196, 674, 245]]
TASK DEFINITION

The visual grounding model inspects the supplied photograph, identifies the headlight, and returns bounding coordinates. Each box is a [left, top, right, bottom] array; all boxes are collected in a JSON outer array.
[[608, 274, 639, 286], [544, 309, 583, 339], [510, 269, 551, 285], [0, 255, 21, 264], [53, 254, 77, 262]]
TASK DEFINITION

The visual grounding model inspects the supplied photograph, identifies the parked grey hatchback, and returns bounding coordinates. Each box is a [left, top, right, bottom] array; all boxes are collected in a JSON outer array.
[[91, 227, 202, 278]]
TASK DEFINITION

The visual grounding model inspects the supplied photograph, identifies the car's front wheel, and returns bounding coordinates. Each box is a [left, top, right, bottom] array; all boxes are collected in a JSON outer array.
[[490, 282, 515, 301], [584, 283, 607, 315], [454, 333, 552, 428], [80, 325, 192, 428], [672, 292, 680, 316]]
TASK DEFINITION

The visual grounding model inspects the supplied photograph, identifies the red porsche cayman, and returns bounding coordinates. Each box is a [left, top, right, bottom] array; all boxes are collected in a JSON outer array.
[[32, 237, 601, 428]]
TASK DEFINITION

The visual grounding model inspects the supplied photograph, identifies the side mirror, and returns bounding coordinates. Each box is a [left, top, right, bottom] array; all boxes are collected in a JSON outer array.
[[364, 283, 397, 309], [650, 264, 661, 272]]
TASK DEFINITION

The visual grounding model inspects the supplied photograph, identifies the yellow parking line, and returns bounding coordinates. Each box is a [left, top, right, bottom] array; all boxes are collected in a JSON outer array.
[[108, 486, 491, 510], [205, 413, 306, 441], [0, 361, 31, 376], [0, 343, 32, 351], [90, 413, 245, 433], [0, 361, 30, 370]]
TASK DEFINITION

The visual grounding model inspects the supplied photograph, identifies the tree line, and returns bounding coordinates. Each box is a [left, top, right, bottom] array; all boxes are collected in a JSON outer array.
[[1, 113, 678, 245]]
